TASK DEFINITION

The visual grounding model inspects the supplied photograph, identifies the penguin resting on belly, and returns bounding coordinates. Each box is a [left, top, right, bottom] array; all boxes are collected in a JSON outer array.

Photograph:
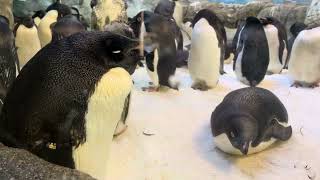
[[0, 15, 18, 111], [0, 31, 141, 179], [288, 26, 320, 88], [14, 17, 41, 69], [234, 17, 269, 86], [130, 11, 179, 91], [188, 9, 225, 91], [211, 87, 292, 155]]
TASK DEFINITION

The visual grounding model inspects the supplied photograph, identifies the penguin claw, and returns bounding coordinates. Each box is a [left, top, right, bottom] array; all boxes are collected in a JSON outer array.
[[220, 70, 226, 75], [142, 86, 159, 92]]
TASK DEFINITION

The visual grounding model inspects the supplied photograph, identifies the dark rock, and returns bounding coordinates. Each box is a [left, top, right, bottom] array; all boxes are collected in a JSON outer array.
[[0, 143, 96, 180]]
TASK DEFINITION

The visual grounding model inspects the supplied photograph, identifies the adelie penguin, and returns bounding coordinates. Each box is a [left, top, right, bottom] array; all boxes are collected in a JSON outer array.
[[234, 17, 269, 86], [188, 9, 227, 91], [260, 17, 288, 74], [38, 1, 72, 47], [289, 26, 320, 88], [14, 17, 41, 69], [129, 11, 179, 91], [0, 16, 19, 111], [0, 31, 141, 179], [211, 87, 292, 155]]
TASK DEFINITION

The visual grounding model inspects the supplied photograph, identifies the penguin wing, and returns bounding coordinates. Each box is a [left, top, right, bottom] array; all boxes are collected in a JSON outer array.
[[145, 51, 155, 72]]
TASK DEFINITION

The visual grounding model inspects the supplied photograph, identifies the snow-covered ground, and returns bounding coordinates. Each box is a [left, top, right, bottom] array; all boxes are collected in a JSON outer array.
[[106, 64, 320, 180]]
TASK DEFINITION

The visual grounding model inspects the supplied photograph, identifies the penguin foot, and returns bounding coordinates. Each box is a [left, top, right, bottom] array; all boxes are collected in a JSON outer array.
[[192, 81, 210, 91], [291, 81, 319, 88], [142, 86, 159, 92], [219, 70, 226, 75], [148, 82, 153, 85], [113, 125, 128, 137], [266, 71, 274, 75], [291, 82, 302, 88], [309, 83, 319, 88]]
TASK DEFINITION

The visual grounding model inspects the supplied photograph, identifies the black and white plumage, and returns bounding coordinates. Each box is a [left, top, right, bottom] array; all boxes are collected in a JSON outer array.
[[234, 17, 269, 86], [211, 87, 292, 155], [0, 31, 140, 179], [130, 11, 178, 91], [0, 16, 19, 110]]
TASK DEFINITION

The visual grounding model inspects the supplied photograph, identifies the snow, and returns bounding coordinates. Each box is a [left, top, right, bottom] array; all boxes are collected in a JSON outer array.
[[106, 64, 320, 180]]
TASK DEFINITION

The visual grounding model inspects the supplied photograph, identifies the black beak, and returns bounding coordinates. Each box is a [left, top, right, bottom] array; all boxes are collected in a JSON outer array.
[[239, 142, 249, 155]]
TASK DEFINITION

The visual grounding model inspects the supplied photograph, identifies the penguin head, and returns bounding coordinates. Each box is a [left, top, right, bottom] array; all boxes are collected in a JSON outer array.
[[103, 33, 140, 74], [32, 10, 46, 19], [90, 0, 98, 9], [21, 17, 35, 28], [225, 115, 258, 155], [46, 1, 72, 20], [154, 0, 176, 19], [290, 22, 307, 37]]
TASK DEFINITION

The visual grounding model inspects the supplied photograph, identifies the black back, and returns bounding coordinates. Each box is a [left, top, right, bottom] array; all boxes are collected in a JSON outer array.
[[261, 17, 288, 64], [0, 15, 18, 110], [51, 15, 86, 43], [236, 17, 269, 86], [130, 11, 177, 87], [0, 31, 140, 168], [211, 87, 289, 146]]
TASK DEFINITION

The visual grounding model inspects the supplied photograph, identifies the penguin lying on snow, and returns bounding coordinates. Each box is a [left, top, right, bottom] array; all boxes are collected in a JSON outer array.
[[0, 16, 18, 111], [188, 9, 226, 91], [260, 17, 288, 74], [14, 17, 41, 69], [38, 1, 72, 47], [289, 26, 320, 88], [50, 15, 86, 42], [211, 87, 292, 155], [286, 22, 307, 68], [129, 11, 179, 91], [0, 31, 140, 179], [234, 17, 269, 86]]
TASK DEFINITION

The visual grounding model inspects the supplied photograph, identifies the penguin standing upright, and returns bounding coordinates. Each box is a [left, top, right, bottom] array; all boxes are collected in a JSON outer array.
[[260, 17, 288, 74], [211, 87, 292, 155], [38, 1, 72, 47], [14, 17, 41, 69], [0, 31, 140, 179], [130, 11, 179, 91], [0, 16, 18, 111], [289, 26, 320, 88], [188, 9, 225, 91], [234, 17, 269, 86]]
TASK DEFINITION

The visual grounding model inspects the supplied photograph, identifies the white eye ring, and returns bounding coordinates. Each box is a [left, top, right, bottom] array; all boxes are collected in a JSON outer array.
[[112, 50, 121, 54], [230, 132, 235, 138]]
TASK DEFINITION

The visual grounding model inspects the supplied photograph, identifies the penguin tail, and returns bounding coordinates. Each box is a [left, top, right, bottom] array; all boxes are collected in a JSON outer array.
[[169, 75, 180, 90]]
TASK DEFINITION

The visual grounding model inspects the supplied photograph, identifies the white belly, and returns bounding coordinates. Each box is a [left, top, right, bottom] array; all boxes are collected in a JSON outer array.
[[213, 133, 276, 155], [146, 49, 159, 86], [289, 27, 320, 83], [264, 24, 284, 74], [189, 18, 220, 87], [235, 45, 250, 85], [15, 25, 41, 69], [72, 68, 132, 180]]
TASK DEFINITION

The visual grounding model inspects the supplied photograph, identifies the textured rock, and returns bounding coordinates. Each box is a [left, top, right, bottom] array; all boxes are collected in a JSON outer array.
[[305, 0, 320, 27], [0, 0, 14, 29], [0, 143, 96, 180], [92, 0, 127, 30], [13, 0, 53, 17]]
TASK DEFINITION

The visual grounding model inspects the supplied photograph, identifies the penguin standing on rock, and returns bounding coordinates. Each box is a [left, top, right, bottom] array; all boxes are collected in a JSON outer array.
[[211, 87, 292, 155], [130, 11, 179, 91], [289, 26, 320, 88], [188, 9, 226, 91], [260, 17, 288, 74], [0, 31, 141, 179], [14, 17, 41, 69], [234, 17, 269, 86], [38, 1, 72, 47], [0, 16, 18, 111]]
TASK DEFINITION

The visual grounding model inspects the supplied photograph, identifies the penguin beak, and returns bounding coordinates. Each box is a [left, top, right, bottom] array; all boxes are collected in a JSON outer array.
[[239, 142, 249, 155]]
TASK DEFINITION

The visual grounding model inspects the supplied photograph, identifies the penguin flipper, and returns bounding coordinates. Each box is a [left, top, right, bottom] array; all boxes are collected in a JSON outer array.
[[271, 124, 292, 141], [145, 51, 155, 72]]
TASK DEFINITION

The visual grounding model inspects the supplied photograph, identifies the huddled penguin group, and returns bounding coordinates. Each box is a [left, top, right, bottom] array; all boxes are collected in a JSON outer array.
[[0, 0, 319, 178]]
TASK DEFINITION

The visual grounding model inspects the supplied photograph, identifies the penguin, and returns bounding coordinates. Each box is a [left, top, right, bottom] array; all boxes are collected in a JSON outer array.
[[234, 17, 269, 86], [32, 10, 46, 27], [191, 9, 227, 75], [260, 17, 288, 74], [154, 0, 186, 68], [286, 22, 307, 69], [14, 17, 41, 69], [188, 9, 224, 91], [50, 15, 86, 43], [211, 87, 292, 155], [130, 11, 179, 91], [38, 1, 72, 47], [0, 15, 18, 111], [231, 19, 246, 68], [288, 26, 320, 88], [0, 31, 140, 179]]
